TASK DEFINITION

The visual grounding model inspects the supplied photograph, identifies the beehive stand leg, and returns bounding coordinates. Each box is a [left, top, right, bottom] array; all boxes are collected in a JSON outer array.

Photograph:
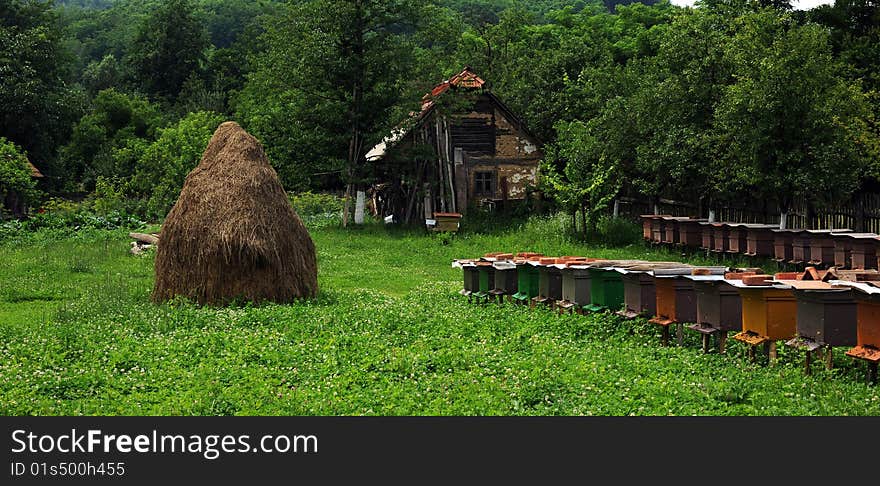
[[804, 350, 812, 376], [748, 345, 756, 363], [869, 363, 878, 386], [701, 334, 710, 354], [676, 323, 684, 347], [824, 346, 833, 371], [661, 326, 670, 347], [719, 332, 728, 354], [768, 342, 778, 365]]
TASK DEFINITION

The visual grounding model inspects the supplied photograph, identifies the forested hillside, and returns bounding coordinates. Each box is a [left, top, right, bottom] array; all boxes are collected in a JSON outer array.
[[1, 0, 878, 226]]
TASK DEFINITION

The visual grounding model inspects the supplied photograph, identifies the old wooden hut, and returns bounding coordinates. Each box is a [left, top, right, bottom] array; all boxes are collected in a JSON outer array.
[[365, 67, 542, 224]]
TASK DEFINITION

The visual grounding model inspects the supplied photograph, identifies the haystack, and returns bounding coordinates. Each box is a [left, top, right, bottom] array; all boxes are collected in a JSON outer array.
[[152, 121, 318, 305]]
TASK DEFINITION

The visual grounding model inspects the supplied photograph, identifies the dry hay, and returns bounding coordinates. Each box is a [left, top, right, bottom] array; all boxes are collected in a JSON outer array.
[[152, 121, 318, 305]]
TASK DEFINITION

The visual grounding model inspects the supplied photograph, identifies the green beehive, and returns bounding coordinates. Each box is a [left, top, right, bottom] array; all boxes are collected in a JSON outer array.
[[586, 267, 625, 312], [513, 261, 540, 304], [474, 262, 495, 301]]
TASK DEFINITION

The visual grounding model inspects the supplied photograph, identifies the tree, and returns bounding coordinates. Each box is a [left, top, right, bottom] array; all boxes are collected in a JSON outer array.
[[127, 0, 209, 100], [0, 0, 84, 181], [130, 111, 225, 218], [629, 8, 735, 215], [237, 0, 426, 225], [0, 137, 41, 217], [716, 11, 874, 227], [59, 89, 166, 190]]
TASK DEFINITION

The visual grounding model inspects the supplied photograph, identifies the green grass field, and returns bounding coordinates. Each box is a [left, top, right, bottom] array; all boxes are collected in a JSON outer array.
[[1, 216, 878, 415]]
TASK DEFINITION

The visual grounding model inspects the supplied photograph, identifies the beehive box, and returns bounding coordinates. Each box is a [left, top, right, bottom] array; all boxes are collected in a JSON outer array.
[[491, 261, 519, 299], [791, 231, 812, 265], [650, 272, 700, 325], [586, 266, 625, 312], [512, 261, 541, 303], [789, 282, 857, 347], [677, 218, 706, 248], [618, 270, 656, 319], [561, 265, 592, 308], [699, 222, 715, 251], [711, 223, 730, 253], [772, 229, 796, 263], [432, 212, 462, 232], [832, 233, 854, 268], [728, 280, 797, 341], [460, 262, 479, 296], [534, 260, 563, 306], [650, 216, 669, 244], [848, 234, 880, 270], [640, 215, 654, 241], [807, 229, 852, 267], [726, 224, 749, 255], [831, 282, 880, 350], [745, 224, 777, 258], [474, 261, 496, 300], [662, 216, 692, 245], [689, 276, 743, 333]]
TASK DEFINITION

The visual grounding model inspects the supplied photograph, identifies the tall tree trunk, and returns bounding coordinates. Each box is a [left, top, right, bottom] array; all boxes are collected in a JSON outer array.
[[581, 202, 587, 238], [343, 0, 365, 228]]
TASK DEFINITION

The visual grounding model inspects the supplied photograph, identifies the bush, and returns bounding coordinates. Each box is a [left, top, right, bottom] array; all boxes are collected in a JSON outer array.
[[0, 138, 42, 217], [90, 177, 126, 216], [289, 191, 343, 228], [130, 111, 225, 220], [0, 197, 146, 241], [593, 216, 642, 246]]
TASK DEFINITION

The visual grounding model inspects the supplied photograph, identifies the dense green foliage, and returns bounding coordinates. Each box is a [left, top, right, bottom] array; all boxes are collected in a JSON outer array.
[[1, 218, 878, 415], [0, 138, 41, 213], [1, 0, 84, 178], [3, 0, 878, 227]]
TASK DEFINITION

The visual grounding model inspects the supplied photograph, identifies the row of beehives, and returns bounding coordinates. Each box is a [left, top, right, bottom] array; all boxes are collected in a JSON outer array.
[[640, 215, 880, 269], [452, 253, 880, 384]]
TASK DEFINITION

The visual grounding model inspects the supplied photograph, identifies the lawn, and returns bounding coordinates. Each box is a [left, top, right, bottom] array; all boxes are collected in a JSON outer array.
[[1, 216, 878, 415]]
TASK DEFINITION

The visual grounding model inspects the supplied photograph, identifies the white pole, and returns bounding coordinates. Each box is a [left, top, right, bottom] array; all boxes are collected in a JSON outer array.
[[354, 190, 365, 225]]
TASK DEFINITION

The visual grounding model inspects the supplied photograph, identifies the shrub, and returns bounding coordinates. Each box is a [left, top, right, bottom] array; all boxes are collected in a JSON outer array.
[[89, 176, 126, 216], [593, 216, 642, 246], [289, 191, 343, 228], [130, 111, 225, 219], [0, 138, 42, 218]]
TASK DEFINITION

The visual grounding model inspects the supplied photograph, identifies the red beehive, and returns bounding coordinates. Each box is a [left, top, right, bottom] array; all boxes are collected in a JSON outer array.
[[711, 223, 730, 253], [745, 224, 777, 258], [650, 215, 671, 244], [806, 229, 852, 267], [677, 218, 707, 248], [726, 224, 749, 255], [699, 222, 715, 251], [640, 215, 654, 241], [790, 231, 811, 265], [772, 229, 797, 263], [848, 234, 880, 270]]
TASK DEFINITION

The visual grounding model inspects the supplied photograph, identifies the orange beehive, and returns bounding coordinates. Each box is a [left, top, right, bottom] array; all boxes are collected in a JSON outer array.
[[652, 278, 677, 324], [736, 286, 798, 341], [833, 281, 880, 383], [857, 300, 880, 349]]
